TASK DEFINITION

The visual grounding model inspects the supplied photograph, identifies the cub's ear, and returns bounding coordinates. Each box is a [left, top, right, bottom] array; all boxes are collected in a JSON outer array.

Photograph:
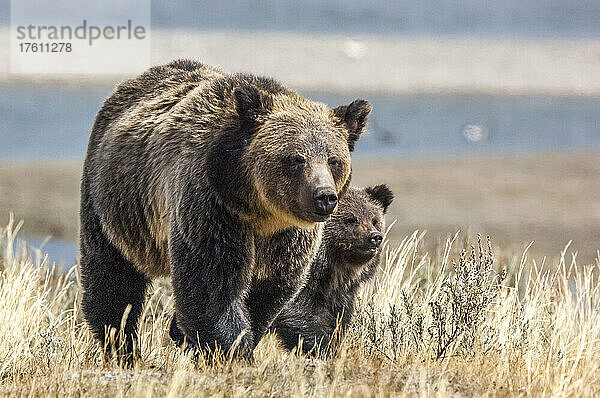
[[233, 85, 273, 127], [332, 99, 372, 152], [365, 184, 394, 213]]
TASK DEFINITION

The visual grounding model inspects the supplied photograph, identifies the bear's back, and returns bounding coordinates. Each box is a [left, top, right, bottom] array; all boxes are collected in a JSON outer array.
[[90, 60, 225, 142]]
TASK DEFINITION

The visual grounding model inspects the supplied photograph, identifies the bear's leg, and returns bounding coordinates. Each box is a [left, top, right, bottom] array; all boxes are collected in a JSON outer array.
[[273, 280, 359, 355], [80, 211, 149, 365], [291, 312, 347, 356], [168, 213, 254, 360], [271, 305, 326, 353], [168, 314, 185, 346], [247, 228, 320, 347]]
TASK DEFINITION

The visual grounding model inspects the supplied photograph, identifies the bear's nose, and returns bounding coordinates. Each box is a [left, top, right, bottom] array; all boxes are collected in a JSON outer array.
[[313, 188, 338, 215], [370, 231, 383, 247]]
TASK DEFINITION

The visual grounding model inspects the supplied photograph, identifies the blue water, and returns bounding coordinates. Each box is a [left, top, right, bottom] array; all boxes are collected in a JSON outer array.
[[312, 93, 600, 157], [148, 0, 600, 39], [0, 87, 599, 160], [0, 88, 104, 159], [8, 235, 78, 270], [1, 0, 600, 39]]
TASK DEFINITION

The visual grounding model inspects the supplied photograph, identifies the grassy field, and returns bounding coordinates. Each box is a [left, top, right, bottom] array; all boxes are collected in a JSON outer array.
[[1, 150, 598, 395], [1, 150, 599, 264], [1, 213, 599, 396]]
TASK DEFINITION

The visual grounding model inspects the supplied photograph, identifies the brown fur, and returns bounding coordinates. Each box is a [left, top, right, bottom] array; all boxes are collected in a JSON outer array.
[[271, 185, 393, 355], [79, 59, 372, 362]]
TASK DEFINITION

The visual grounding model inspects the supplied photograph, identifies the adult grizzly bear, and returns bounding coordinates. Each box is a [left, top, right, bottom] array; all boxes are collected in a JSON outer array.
[[79, 59, 371, 361], [271, 184, 393, 355]]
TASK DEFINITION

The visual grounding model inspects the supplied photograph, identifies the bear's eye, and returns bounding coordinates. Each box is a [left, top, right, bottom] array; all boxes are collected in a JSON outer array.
[[328, 157, 340, 168], [344, 216, 359, 225], [372, 218, 378, 227], [289, 155, 306, 168]]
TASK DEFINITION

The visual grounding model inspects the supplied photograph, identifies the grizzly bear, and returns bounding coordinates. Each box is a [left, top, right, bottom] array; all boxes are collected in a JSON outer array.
[[79, 59, 371, 362], [270, 184, 393, 355]]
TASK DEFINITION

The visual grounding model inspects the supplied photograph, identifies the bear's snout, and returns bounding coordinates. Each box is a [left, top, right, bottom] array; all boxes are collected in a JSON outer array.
[[369, 231, 384, 247], [313, 188, 338, 215]]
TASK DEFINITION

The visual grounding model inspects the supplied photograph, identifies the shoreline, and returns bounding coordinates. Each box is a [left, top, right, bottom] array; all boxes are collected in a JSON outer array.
[[2, 29, 600, 96]]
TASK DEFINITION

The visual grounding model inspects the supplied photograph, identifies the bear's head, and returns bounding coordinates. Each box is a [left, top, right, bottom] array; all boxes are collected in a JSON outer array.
[[234, 85, 372, 230], [323, 184, 394, 265]]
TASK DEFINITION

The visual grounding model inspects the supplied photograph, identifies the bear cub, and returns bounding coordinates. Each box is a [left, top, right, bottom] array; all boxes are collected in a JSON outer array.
[[271, 184, 394, 354]]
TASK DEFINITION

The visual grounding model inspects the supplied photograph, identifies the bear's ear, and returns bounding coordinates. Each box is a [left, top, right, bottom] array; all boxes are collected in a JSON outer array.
[[365, 184, 394, 213], [332, 99, 372, 152], [233, 85, 273, 128]]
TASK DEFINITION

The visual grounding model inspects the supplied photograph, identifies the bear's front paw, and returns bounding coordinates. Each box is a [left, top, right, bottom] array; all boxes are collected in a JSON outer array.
[[216, 303, 255, 361], [229, 331, 254, 362]]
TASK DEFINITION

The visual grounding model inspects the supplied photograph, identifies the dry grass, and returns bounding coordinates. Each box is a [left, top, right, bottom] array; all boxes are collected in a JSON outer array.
[[1, 216, 599, 397]]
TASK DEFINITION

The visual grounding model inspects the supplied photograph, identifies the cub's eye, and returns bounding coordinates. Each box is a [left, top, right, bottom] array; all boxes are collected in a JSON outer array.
[[372, 218, 379, 227], [328, 157, 340, 167], [289, 155, 306, 167], [344, 216, 359, 225]]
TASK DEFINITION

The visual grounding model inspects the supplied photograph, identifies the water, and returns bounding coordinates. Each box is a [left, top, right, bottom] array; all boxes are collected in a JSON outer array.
[[11, 235, 78, 270], [1, 87, 599, 160], [148, 0, 600, 39], [2, 0, 600, 39], [309, 93, 600, 157], [0, 88, 104, 159]]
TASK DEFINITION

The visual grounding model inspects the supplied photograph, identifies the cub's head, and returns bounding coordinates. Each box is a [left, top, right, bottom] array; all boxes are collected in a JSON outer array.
[[323, 184, 394, 265], [235, 84, 372, 228]]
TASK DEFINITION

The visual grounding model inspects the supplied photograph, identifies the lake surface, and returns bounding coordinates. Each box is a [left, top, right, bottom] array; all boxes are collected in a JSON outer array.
[[2, 0, 600, 39], [0, 87, 599, 160], [16, 235, 78, 271]]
